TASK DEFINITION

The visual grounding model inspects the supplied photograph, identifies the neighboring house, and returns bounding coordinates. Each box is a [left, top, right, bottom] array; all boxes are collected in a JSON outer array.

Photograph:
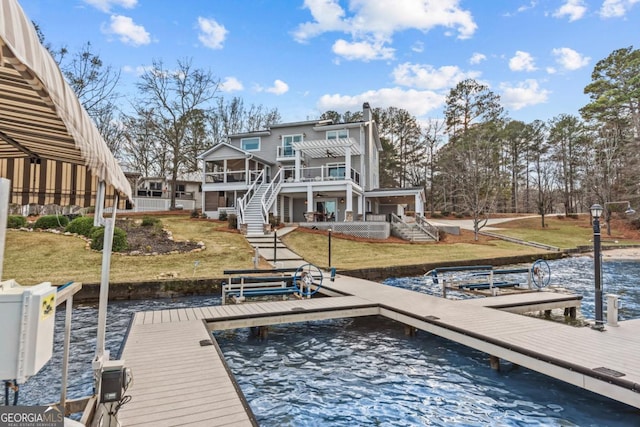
[[198, 103, 430, 239], [128, 172, 202, 212]]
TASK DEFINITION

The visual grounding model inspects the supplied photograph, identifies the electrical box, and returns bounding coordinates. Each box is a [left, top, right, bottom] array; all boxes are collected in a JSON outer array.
[[0, 280, 56, 383], [99, 360, 126, 403]]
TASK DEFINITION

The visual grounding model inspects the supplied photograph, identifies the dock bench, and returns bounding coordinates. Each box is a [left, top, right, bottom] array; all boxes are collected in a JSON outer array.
[[222, 268, 302, 304]]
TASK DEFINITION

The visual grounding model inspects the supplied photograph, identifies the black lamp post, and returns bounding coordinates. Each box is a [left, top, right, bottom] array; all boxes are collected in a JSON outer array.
[[590, 203, 604, 330], [328, 227, 332, 268]]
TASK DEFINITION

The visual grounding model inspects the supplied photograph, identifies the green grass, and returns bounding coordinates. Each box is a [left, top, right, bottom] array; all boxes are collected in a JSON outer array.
[[486, 216, 640, 249], [281, 229, 548, 270], [3, 217, 256, 285]]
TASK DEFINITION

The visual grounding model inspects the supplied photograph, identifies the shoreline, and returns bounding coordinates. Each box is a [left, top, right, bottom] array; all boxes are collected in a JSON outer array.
[[601, 247, 640, 260]]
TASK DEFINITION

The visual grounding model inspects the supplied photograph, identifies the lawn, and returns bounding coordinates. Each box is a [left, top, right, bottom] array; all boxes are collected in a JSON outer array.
[[2, 216, 256, 285], [486, 215, 640, 249], [5, 213, 636, 285]]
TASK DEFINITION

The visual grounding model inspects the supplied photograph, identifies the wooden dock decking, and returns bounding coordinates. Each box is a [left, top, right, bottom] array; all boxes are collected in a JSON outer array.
[[118, 275, 640, 425]]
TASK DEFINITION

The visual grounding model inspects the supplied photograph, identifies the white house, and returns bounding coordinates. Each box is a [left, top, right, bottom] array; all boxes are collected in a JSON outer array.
[[198, 103, 431, 239]]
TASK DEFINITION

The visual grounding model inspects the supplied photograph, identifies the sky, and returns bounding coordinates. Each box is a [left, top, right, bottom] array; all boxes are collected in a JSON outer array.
[[17, 0, 640, 126]]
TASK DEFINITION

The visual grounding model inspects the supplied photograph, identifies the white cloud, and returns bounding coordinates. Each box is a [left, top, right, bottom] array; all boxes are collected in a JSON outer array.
[[104, 15, 150, 46], [499, 79, 550, 110], [553, 0, 587, 21], [411, 41, 424, 53], [469, 52, 486, 64], [552, 47, 590, 70], [392, 63, 480, 90], [220, 77, 243, 92], [197, 17, 228, 49], [261, 80, 289, 95], [599, 0, 640, 18], [332, 39, 395, 61], [294, 0, 477, 61], [84, 0, 137, 13], [122, 65, 153, 76], [509, 51, 537, 72], [318, 87, 445, 118]]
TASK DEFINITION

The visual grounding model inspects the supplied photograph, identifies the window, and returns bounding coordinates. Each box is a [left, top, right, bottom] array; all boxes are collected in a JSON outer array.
[[241, 137, 260, 151], [327, 129, 348, 140], [327, 163, 346, 179], [283, 134, 302, 156], [149, 182, 162, 190]]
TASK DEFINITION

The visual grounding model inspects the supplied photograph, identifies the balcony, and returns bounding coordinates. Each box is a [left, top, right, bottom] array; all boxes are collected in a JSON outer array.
[[276, 146, 296, 161], [281, 164, 360, 185]]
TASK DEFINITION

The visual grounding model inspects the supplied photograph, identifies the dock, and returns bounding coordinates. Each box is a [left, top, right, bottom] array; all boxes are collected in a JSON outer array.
[[118, 273, 640, 425]]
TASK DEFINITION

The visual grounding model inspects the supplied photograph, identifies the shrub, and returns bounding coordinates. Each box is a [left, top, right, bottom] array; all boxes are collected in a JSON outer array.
[[65, 216, 96, 237], [34, 214, 69, 229], [90, 226, 128, 252], [7, 215, 27, 229], [141, 216, 161, 227], [190, 209, 199, 218], [441, 210, 451, 217], [227, 213, 237, 229], [219, 211, 228, 221], [438, 230, 447, 242]]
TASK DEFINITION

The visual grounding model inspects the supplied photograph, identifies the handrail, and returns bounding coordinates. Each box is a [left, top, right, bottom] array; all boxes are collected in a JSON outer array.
[[261, 168, 283, 224], [236, 169, 264, 228], [416, 215, 440, 241]]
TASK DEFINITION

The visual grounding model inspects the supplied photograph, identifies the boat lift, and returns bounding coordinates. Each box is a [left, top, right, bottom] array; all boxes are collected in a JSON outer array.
[[427, 259, 551, 297]]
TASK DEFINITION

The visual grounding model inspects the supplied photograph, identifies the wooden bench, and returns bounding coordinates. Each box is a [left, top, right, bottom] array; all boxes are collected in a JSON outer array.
[[222, 268, 302, 304]]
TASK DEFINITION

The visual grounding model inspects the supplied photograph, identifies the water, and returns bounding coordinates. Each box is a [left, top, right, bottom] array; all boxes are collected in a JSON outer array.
[[12, 257, 640, 425]]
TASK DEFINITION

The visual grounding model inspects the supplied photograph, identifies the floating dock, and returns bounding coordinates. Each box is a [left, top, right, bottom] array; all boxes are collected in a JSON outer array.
[[118, 274, 639, 425]]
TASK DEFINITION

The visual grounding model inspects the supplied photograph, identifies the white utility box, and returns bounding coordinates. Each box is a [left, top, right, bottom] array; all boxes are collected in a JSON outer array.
[[0, 280, 56, 383]]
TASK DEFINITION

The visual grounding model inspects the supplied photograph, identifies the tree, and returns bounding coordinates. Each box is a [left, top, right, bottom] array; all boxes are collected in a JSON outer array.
[[502, 120, 529, 213], [135, 58, 220, 209], [444, 79, 503, 137], [421, 119, 446, 214], [548, 115, 587, 215], [526, 120, 555, 227], [209, 97, 280, 144], [581, 46, 640, 140]]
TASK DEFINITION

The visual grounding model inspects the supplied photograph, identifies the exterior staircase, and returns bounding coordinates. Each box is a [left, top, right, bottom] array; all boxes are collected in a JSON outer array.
[[390, 214, 438, 242], [244, 182, 269, 236]]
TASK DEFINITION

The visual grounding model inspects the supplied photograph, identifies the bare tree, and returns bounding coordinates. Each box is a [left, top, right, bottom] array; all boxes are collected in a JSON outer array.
[[136, 58, 220, 208]]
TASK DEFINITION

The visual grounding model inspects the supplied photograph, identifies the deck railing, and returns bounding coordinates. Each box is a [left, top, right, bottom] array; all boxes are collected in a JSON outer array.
[[236, 169, 264, 229], [282, 164, 361, 185], [261, 168, 283, 225], [416, 215, 440, 241]]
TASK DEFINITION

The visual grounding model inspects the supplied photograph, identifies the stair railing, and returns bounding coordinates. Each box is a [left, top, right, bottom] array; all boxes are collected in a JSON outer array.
[[236, 169, 264, 229], [260, 168, 283, 226], [416, 215, 440, 241], [390, 213, 413, 241]]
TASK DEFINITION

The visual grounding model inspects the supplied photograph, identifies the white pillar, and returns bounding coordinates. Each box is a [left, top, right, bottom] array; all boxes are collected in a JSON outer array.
[[357, 194, 363, 220], [345, 185, 353, 221], [295, 150, 301, 181], [415, 193, 424, 216], [94, 180, 106, 227], [345, 145, 351, 181], [245, 157, 250, 184], [288, 197, 294, 223]]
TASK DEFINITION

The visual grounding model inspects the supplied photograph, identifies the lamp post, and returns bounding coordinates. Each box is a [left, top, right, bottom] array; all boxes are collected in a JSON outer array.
[[590, 203, 604, 330], [328, 227, 332, 268], [604, 201, 636, 236]]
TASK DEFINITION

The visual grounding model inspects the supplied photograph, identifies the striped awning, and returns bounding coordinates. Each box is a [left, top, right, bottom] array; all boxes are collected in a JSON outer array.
[[292, 137, 360, 158], [0, 0, 132, 200]]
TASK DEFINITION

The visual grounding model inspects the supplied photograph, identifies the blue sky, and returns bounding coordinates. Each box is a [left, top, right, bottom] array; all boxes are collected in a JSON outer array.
[[18, 0, 640, 125]]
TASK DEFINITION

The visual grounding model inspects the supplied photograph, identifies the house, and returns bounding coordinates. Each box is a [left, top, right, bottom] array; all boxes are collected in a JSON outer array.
[[127, 172, 202, 212], [198, 103, 430, 239]]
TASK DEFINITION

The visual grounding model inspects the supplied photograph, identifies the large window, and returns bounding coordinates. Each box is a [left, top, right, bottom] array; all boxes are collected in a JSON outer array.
[[283, 134, 302, 157], [241, 137, 260, 151], [327, 129, 348, 140]]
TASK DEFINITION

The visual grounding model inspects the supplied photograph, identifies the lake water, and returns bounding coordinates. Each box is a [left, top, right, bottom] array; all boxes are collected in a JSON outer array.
[[14, 256, 640, 425]]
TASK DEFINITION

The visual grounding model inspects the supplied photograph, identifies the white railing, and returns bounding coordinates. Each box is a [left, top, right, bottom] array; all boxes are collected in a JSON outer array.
[[104, 197, 195, 213], [236, 169, 264, 229], [281, 164, 361, 184], [261, 168, 283, 225]]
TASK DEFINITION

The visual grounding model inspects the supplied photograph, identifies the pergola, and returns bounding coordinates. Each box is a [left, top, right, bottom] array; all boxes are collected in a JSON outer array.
[[292, 137, 361, 158]]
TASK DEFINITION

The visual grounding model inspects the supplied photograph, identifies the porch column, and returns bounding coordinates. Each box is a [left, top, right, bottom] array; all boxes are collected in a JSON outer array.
[[415, 193, 424, 217], [223, 159, 228, 183], [245, 157, 250, 184], [344, 145, 351, 181], [357, 194, 363, 221], [288, 196, 293, 223], [345, 185, 353, 221], [305, 186, 314, 222], [295, 150, 301, 181], [272, 193, 278, 218]]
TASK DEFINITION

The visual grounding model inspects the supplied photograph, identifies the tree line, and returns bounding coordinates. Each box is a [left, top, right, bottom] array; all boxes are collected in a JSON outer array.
[[39, 26, 638, 218]]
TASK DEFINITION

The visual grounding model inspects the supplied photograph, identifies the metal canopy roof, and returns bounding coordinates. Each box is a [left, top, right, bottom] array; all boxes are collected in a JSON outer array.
[[292, 137, 361, 159], [0, 0, 132, 200]]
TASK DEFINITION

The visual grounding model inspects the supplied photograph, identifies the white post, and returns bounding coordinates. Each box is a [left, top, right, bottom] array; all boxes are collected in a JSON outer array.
[[94, 180, 106, 227], [0, 178, 10, 281], [606, 294, 619, 327], [295, 150, 301, 181], [345, 145, 351, 180], [60, 294, 73, 409]]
